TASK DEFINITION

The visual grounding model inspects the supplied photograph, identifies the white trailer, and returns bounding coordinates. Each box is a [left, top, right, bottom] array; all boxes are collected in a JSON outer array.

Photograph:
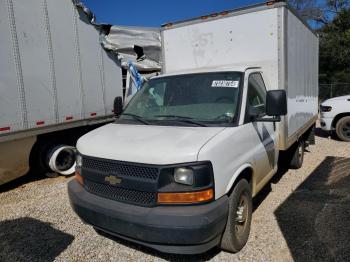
[[68, 1, 319, 255], [0, 0, 123, 185]]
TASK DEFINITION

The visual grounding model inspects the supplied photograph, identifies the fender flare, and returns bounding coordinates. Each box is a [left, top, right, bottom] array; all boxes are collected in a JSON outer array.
[[225, 163, 254, 195]]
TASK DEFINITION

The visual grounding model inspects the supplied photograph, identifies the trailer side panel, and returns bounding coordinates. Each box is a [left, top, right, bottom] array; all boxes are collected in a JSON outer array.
[[0, 0, 123, 140], [12, 0, 55, 128], [0, 0, 23, 132], [45, 0, 83, 123]]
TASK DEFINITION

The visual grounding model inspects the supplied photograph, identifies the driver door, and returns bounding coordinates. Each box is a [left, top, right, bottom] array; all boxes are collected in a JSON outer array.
[[242, 70, 278, 186]]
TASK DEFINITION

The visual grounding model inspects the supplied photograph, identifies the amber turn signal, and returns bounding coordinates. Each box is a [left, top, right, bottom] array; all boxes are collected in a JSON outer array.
[[75, 171, 84, 186], [157, 189, 214, 204]]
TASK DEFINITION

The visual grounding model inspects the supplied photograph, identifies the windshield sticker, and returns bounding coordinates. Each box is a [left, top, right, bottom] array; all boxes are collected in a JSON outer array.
[[211, 80, 239, 88]]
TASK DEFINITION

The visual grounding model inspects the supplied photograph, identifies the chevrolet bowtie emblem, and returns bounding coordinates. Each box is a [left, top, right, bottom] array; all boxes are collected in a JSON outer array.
[[105, 175, 122, 185]]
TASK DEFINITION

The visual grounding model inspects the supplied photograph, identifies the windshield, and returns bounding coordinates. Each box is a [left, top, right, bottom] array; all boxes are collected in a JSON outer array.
[[120, 72, 243, 126]]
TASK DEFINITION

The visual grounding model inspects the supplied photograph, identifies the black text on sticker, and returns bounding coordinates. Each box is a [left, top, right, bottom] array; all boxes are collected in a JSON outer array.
[[212, 80, 239, 88]]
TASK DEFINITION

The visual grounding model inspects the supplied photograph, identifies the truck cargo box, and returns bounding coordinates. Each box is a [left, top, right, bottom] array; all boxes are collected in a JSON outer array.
[[161, 1, 319, 150]]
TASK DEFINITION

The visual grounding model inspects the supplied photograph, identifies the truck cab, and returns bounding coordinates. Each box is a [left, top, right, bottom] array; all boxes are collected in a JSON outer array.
[[69, 67, 287, 254]]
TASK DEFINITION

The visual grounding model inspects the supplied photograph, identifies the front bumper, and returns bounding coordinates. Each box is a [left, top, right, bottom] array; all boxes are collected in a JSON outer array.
[[319, 117, 333, 131], [68, 180, 229, 254]]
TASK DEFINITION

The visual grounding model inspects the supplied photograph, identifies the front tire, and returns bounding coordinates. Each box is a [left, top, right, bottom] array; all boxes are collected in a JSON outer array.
[[336, 116, 350, 142], [220, 179, 252, 253]]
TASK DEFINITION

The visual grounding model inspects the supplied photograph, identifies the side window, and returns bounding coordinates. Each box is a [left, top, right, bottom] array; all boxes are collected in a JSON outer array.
[[245, 73, 267, 122]]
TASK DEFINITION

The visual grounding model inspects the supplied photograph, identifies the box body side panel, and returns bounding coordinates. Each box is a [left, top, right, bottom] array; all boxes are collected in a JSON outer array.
[[285, 9, 319, 146]]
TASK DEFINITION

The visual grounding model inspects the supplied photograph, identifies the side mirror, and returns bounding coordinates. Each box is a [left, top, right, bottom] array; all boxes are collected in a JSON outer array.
[[266, 90, 287, 117], [113, 96, 123, 117]]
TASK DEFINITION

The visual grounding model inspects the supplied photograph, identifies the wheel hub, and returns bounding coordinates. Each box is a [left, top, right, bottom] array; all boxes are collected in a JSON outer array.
[[236, 205, 245, 223], [341, 121, 350, 138], [235, 195, 248, 234]]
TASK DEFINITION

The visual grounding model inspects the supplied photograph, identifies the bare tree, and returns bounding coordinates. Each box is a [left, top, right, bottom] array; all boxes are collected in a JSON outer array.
[[288, 0, 350, 25], [327, 0, 350, 12]]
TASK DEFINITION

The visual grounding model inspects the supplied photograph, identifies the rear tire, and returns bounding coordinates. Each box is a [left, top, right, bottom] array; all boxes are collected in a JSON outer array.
[[289, 140, 305, 169], [220, 179, 252, 253], [29, 139, 58, 175], [335, 116, 350, 142]]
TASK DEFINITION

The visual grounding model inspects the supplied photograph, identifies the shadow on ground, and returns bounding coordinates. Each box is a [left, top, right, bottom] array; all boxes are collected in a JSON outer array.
[[275, 156, 350, 261], [0, 171, 46, 193], [315, 127, 330, 138], [315, 127, 342, 142], [0, 170, 73, 193], [253, 164, 289, 212], [0, 217, 74, 262]]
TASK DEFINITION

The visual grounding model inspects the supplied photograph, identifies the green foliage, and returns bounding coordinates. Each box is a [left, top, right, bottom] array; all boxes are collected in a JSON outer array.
[[289, 0, 350, 84], [319, 8, 350, 83]]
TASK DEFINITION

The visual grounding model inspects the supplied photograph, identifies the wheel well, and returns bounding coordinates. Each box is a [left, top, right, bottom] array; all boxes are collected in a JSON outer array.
[[229, 168, 253, 195], [332, 113, 350, 128]]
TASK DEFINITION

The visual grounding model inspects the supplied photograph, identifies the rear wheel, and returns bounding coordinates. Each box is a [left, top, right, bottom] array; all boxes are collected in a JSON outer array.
[[336, 116, 350, 142], [289, 140, 305, 169], [220, 179, 252, 253], [29, 139, 58, 176]]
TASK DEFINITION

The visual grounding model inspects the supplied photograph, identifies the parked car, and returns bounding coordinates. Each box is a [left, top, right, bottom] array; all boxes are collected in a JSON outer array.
[[320, 95, 350, 142], [68, 1, 319, 255]]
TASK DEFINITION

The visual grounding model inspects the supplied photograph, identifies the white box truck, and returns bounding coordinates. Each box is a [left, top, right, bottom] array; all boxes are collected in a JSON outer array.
[[69, 1, 319, 254], [0, 0, 123, 185]]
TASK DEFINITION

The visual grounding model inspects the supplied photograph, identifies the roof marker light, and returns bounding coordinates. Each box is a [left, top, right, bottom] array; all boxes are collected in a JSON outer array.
[[164, 23, 173, 28], [220, 11, 229, 16]]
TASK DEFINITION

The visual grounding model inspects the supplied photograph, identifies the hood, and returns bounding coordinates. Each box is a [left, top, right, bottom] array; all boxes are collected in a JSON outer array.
[[323, 95, 350, 104], [77, 123, 225, 165]]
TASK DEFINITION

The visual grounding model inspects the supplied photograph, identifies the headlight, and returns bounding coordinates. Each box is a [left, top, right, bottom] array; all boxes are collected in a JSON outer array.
[[76, 154, 82, 167], [174, 167, 194, 185], [320, 105, 332, 112], [157, 162, 214, 205]]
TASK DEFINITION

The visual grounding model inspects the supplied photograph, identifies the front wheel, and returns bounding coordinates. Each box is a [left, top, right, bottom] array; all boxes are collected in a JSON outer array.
[[336, 116, 350, 142], [220, 179, 252, 253]]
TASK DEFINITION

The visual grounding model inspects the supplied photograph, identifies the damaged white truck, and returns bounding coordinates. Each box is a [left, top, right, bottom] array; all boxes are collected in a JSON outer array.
[[69, 1, 319, 254], [0, 0, 160, 185]]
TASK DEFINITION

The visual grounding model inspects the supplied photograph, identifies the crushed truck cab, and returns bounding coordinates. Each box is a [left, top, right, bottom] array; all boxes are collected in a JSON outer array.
[[68, 1, 319, 255]]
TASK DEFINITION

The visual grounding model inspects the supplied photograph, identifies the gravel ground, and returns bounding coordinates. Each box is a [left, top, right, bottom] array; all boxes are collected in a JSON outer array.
[[0, 128, 349, 262]]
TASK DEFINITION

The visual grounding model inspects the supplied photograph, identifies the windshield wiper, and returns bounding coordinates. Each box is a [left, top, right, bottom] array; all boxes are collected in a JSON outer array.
[[154, 115, 207, 127], [121, 113, 150, 125]]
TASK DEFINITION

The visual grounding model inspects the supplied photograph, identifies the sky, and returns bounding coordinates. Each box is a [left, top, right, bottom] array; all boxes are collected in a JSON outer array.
[[81, 0, 264, 27]]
